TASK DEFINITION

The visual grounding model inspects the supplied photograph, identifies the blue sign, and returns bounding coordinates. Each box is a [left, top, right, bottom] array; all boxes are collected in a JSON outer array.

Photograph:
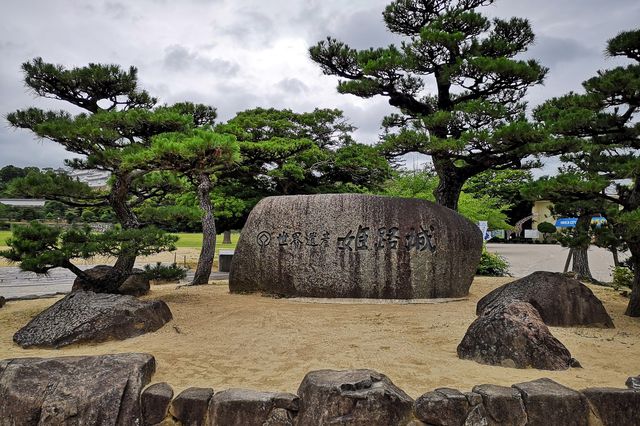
[[555, 218, 577, 228], [555, 217, 607, 228]]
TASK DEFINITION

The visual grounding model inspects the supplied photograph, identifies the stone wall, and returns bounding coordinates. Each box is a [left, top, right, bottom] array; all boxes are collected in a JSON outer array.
[[140, 372, 640, 425], [1, 353, 638, 425]]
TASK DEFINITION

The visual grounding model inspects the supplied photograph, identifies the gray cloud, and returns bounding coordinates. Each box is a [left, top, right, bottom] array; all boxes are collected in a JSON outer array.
[[0, 0, 637, 171], [276, 78, 309, 95], [163, 45, 239, 75], [217, 10, 274, 46], [104, 1, 129, 20], [323, 7, 402, 50]]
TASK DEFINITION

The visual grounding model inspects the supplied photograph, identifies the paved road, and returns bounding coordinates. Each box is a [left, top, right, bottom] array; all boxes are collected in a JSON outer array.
[[0, 266, 229, 300], [486, 243, 624, 282]]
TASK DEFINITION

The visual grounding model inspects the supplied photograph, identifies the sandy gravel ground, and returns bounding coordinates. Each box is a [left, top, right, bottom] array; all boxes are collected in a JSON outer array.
[[0, 278, 638, 398]]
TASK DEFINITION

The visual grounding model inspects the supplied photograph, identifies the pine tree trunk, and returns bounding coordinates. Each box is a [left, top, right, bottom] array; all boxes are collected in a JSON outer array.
[[109, 173, 139, 273], [433, 159, 466, 211], [624, 243, 640, 317], [611, 248, 620, 268], [191, 173, 215, 285], [223, 230, 232, 245], [571, 248, 594, 281], [563, 249, 573, 273], [571, 214, 594, 282]]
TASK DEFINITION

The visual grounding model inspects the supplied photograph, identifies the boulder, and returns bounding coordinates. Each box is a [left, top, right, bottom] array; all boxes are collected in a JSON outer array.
[[72, 265, 150, 296], [476, 271, 614, 328], [414, 388, 473, 425], [169, 387, 214, 426], [0, 353, 155, 425], [263, 408, 294, 426], [472, 384, 526, 426], [582, 387, 640, 426], [141, 382, 174, 425], [230, 194, 482, 299], [513, 378, 590, 426], [296, 369, 414, 425], [208, 389, 299, 425], [0, 296, 5, 309], [625, 375, 640, 390], [457, 301, 576, 370], [13, 291, 172, 348], [118, 269, 150, 296]]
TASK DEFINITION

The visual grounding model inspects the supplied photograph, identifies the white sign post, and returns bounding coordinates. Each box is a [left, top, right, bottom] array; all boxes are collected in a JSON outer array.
[[524, 229, 540, 239], [478, 221, 492, 241]]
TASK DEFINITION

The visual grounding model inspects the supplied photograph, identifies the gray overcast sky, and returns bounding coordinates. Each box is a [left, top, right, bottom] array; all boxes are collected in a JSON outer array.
[[1, 0, 638, 170]]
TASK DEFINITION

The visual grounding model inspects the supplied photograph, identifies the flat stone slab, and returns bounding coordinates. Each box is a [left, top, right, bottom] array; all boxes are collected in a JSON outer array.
[[0, 353, 155, 425], [230, 194, 482, 299], [13, 291, 172, 348]]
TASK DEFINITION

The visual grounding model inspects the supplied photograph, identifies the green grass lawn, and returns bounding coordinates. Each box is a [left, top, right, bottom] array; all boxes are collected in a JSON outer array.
[[0, 230, 11, 247], [174, 231, 240, 249], [0, 230, 239, 250]]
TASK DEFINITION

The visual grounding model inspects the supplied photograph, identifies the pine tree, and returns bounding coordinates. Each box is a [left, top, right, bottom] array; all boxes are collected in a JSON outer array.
[[6, 58, 195, 275], [533, 29, 640, 316], [310, 0, 559, 210], [123, 129, 241, 285]]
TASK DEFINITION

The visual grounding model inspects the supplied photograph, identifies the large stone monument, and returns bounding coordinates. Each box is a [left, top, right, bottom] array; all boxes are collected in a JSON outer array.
[[229, 194, 482, 299]]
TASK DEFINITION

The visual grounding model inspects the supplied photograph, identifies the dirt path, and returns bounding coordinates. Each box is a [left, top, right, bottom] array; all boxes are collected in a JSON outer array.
[[1, 278, 637, 397]]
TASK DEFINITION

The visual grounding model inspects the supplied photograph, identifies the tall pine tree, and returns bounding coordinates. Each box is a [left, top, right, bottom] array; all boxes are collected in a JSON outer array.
[[6, 58, 194, 275], [310, 0, 559, 210], [534, 29, 640, 316]]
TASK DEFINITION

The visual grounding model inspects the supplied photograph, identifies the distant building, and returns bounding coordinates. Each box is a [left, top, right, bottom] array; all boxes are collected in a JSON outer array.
[[0, 169, 110, 208], [67, 169, 110, 189], [530, 185, 618, 238], [0, 198, 46, 207]]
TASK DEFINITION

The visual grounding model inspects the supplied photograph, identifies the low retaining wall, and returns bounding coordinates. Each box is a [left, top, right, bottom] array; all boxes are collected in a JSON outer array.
[[141, 374, 640, 426], [1, 353, 638, 425]]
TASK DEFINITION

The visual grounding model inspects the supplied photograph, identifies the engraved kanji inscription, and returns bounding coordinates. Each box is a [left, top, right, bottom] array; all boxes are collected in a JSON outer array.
[[337, 230, 355, 251]]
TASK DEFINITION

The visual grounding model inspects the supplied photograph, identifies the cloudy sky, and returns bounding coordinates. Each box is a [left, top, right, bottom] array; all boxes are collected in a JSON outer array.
[[1, 0, 638, 170]]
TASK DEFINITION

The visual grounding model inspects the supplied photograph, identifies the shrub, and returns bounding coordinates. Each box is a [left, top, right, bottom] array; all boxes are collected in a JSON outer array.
[[537, 222, 557, 234], [476, 247, 510, 276], [611, 266, 633, 290], [143, 262, 187, 282]]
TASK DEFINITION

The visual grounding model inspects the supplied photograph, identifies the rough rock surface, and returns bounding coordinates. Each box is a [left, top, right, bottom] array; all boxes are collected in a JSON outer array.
[[230, 194, 482, 299], [583, 387, 640, 426], [169, 387, 214, 426], [472, 384, 527, 426], [73, 265, 150, 296], [13, 291, 172, 348], [0, 353, 155, 425], [473, 385, 527, 426], [141, 382, 174, 425], [117, 268, 150, 296], [414, 388, 473, 425], [476, 271, 614, 328], [296, 369, 414, 425], [208, 389, 298, 425], [457, 301, 576, 370], [513, 378, 590, 426]]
